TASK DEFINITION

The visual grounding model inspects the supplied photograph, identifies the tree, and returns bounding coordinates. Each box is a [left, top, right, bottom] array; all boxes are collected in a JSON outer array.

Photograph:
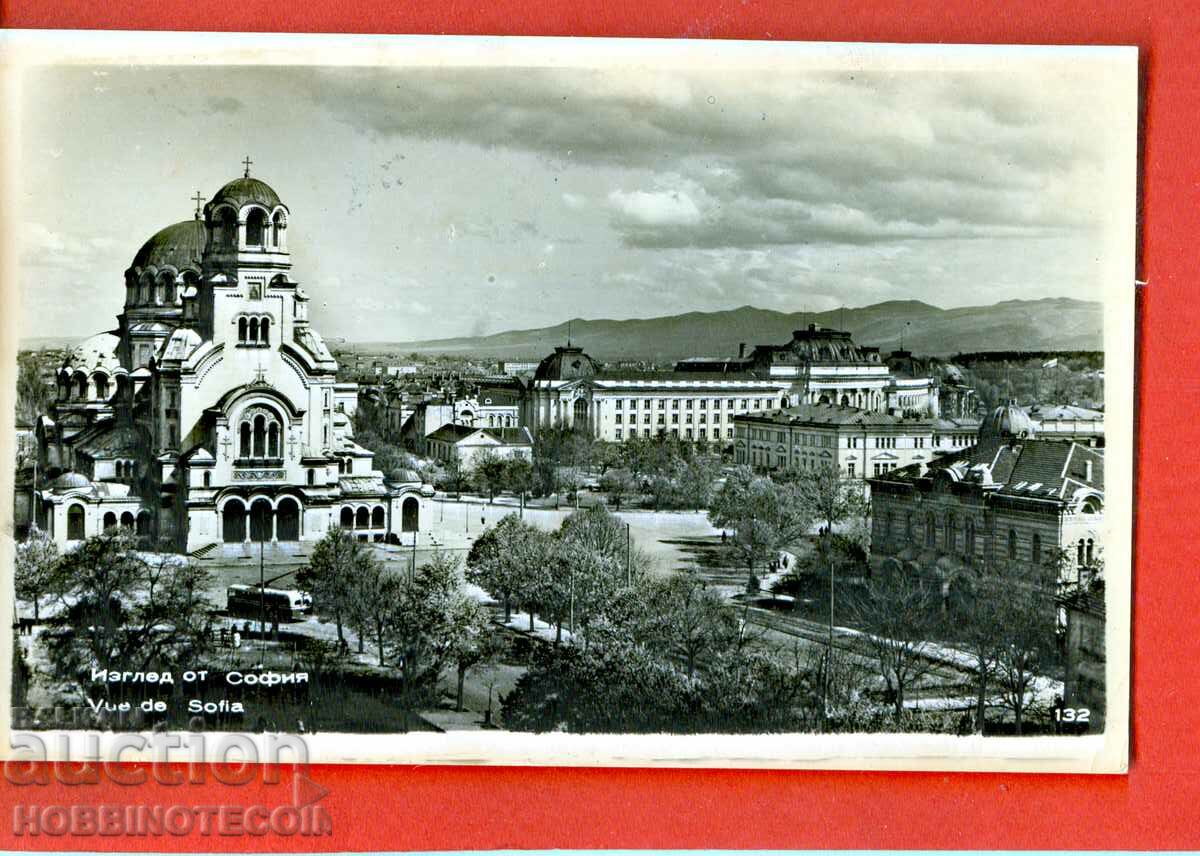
[[15, 526, 58, 621], [994, 563, 1058, 734], [347, 553, 405, 665], [388, 550, 487, 725], [847, 568, 940, 721], [465, 513, 553, 627], [442, 453, 466, 498], [471, 448, 508, 503], [675, 453, 721, 511], [44, 530, 213, 699], [599, 467, 636, 510], [787, 462, 869, 568], [641, 572, 739, 678], [503, 456, 535, 503], [949, 566, 1008, 733], [445, 596, 501, 712], [298, 527, 369, 650], [16, 354, 51, 423], [709, 466, 814, 586]]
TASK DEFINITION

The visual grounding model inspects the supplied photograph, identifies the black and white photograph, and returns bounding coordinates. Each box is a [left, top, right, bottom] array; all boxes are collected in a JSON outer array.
[[1, 33, 1134, 770]]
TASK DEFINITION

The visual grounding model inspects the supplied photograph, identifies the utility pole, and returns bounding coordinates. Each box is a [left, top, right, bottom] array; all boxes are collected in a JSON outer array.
[[410, 530, 417, 585], [259, 537, 266, 665]]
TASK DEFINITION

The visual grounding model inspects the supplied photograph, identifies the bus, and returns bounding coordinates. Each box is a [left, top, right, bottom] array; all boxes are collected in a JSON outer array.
[[226, 585, 313, 623]]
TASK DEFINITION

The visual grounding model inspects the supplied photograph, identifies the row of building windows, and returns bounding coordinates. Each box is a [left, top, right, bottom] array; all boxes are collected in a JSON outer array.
[[615, 397, 780, 411], [615, 412, 734, 425], [881, 508, 1098, 569], [613, 427, 735, 441]]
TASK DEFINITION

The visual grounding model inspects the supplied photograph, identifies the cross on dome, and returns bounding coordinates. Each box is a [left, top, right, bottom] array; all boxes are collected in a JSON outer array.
[[191, 191, 205, 218], [242, 155, 253, 178]]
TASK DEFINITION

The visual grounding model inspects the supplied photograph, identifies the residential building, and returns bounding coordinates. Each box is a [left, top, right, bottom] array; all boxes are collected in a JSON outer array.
[[426, 424, 534, 469]]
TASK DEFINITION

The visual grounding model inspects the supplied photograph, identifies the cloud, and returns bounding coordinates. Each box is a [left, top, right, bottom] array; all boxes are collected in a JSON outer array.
[[20, 222, 120, 273], [302, 65, 1118, 253], [608, 185, 705, 228]]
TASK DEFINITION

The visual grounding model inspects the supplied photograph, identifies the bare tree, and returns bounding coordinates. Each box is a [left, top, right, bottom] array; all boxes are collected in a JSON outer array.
[[949, 566, 1008, 734], [994, 562, 1058, 734], [848, 568, 940, 720]]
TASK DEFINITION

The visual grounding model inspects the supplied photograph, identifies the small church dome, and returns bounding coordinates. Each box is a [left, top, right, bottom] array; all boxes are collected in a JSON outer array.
[[979, 400, 1037, 439], [61, 332, 121, 374], [129, 219, 207, 273], [51, 471, 92, 493], [208, 176, 283, 212]]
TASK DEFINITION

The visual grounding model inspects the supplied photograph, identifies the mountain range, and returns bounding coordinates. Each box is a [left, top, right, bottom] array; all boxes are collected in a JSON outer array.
[[364, 298, 1102, 362]]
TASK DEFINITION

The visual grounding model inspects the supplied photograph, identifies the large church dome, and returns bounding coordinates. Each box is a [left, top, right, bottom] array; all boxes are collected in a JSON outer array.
[[208, 176, 282, 211], [129, 219, 207, 273]]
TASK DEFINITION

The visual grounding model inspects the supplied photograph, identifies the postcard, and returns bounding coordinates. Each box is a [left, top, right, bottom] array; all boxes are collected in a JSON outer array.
[[0, 31, 1134, 771]]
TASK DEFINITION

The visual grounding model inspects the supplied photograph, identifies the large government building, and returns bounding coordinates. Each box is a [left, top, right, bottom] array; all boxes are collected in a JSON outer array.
[[27, 167, 431, 551], [522, 325, 976, 443]]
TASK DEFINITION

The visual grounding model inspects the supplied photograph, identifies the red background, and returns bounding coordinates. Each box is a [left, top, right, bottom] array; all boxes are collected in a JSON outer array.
[[0, 0, 1191, 849]]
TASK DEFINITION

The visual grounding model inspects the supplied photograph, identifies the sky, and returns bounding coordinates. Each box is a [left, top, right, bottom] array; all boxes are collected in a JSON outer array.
[[16, 55, 1130, 343]]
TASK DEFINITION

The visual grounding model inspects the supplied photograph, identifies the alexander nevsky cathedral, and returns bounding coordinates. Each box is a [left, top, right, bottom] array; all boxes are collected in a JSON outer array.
[[28, 164, 431, 552]]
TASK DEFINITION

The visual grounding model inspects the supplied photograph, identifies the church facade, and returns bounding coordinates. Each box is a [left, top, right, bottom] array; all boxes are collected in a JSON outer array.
[[30, 167, 431, 551]]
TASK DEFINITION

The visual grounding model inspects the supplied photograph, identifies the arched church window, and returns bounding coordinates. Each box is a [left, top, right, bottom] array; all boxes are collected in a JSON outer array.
[[260, 317, 270, 345], [238, 317, 248, 342], [268, 422, 279, 458], [249, 317, 259, 344], [307, 469, 314, 486], [272, 212, 285, 249], [164, 279, 175, 304], [245, 209, 267, 247], [253, 415, 266, 458], [203, 471, 211, 488], [76, 374, 88, 399], [94, 375, 108, 399], [240, 422, 252, 457], [1008, 528, 1018, 560], [215, 208, 237, 248]]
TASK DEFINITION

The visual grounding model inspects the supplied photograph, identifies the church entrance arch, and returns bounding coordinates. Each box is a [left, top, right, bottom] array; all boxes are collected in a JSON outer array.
[[339, 506, 354, 529], [277, 497, 301, 541], [103, 511, 117, 530], [401, 497, 419, 532], [120, 511, 135, 529], [222, 501, 246, 543], [249, 498, 273, 543]]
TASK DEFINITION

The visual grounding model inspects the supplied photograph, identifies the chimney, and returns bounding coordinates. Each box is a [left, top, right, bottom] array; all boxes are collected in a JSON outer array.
[[738, 342, 746, 359], [1085, 459, 1093, 482]]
